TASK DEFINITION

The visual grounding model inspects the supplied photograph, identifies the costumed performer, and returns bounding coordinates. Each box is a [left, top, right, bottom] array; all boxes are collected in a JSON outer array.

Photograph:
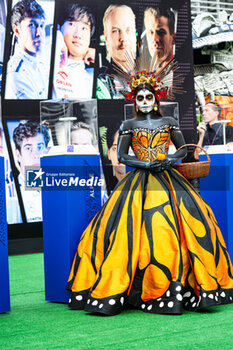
[[66, 68, 233, 316]]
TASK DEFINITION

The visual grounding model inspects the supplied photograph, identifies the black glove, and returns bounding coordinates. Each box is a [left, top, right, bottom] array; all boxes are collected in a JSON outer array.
[[160, 158, 172, 171], [150, 158, 172, 172]]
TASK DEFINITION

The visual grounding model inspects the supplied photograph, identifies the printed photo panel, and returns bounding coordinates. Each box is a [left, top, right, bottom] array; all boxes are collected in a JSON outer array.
[[52, 0, 97, 100], [4, 117, 51, 224], [95, 0, 178, 100], [97, 99, 126, 195], [40, 99, 99, 151], [0, 0, 7, 92], [4, 0, 55, 100]]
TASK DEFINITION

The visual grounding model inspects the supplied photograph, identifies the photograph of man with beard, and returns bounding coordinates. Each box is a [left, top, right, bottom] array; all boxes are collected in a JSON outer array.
[[96, 4, 137, 99], [143, 6, 176, 71]]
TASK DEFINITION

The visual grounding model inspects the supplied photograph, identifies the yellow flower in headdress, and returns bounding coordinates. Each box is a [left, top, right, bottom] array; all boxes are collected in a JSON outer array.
[[148, 76, 156, 85], [124, 62, 177, 101], [132, 79, 140, 88], [139, 76, 147, 83]]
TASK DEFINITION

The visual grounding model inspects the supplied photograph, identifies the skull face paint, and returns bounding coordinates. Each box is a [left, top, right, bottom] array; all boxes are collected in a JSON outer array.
[[136, 89, 156, 114]]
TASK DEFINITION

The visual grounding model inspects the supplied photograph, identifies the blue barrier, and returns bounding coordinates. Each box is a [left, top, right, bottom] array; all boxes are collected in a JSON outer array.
[[41, 153, 102, 303], [0, 156, 10, 313], [200, 151, 233, 260]]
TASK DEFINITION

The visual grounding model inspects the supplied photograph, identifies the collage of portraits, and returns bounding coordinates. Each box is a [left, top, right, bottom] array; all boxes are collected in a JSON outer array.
[[0, 0, 196, 230]]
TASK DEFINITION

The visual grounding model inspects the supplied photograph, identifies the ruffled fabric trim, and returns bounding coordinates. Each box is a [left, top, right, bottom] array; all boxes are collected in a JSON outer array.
[[120, 125, 179, 135]]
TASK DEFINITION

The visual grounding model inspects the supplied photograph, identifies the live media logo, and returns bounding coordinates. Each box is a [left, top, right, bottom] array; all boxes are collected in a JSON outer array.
[[26, 167, 44, 190], [24, 166, 104, 191]]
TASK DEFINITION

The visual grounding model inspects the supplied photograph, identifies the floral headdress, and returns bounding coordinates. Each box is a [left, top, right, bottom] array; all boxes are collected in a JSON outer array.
[[125, 70, 168, 101], [109, 47, 182, 101]]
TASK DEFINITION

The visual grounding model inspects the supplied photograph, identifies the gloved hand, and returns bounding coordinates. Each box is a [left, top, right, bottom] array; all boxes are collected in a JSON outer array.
[[160, 158, 172, 171], [150, 158, 172, 172]]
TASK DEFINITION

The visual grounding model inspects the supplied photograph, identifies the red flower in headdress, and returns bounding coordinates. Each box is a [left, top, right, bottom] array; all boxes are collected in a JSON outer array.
[[125, 91, 135, 101]]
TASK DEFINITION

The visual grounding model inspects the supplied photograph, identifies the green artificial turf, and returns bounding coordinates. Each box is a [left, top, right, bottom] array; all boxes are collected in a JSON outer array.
[[1, 253, 233, 350]]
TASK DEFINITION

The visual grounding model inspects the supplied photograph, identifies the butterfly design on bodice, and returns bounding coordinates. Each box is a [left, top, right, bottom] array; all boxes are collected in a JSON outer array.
[[131, 128, 170, 162]]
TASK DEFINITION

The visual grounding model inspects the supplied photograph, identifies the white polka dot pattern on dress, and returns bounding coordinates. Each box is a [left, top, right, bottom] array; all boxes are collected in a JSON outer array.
[[92, 300, 98, 306], [120, 297, 124, 305], [109, 299, 116, 305], [147, 305, 152, 311], [99, 303, 103, 309], [183, 291, 191, 298], [168, 301, 174, 308], [75, 295, 83, 301], [176, 286, 182, 292], [159, 302, 164, 308], [176, 294, 183, 301]]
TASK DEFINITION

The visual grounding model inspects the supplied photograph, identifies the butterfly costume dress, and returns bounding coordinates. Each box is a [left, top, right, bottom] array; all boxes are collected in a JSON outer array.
[[66, 117, 233, 315]]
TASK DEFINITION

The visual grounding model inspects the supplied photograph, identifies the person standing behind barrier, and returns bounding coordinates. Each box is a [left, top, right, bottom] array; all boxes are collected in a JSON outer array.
[[194, 102, 233, 159]]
